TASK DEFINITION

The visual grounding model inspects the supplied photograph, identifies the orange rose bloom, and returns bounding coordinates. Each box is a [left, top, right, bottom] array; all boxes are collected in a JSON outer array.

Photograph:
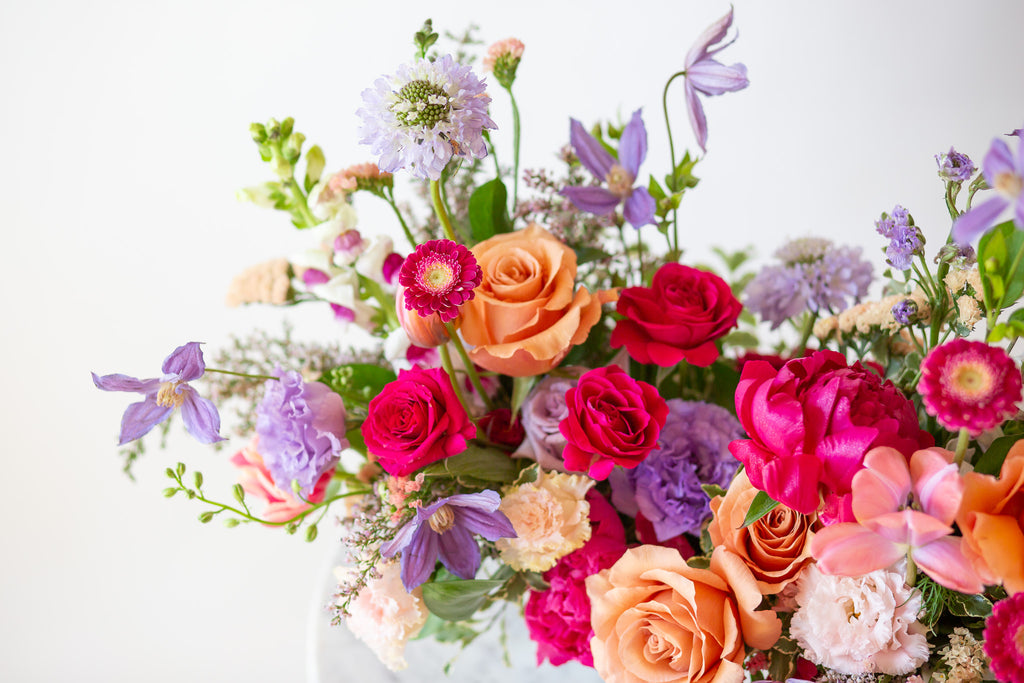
[[460, 224, 616, 377], [957, 440, 1024, 594], [586, 545, 781, 683], [708, 470, 816, 595]]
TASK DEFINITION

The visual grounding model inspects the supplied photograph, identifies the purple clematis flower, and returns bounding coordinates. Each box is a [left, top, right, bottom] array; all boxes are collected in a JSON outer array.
[[92, 342, 225, 445], [952, 128, 1024, 244], [682, 7, 749, 153], [561, 109, 656, 229], [380, 490, 516, 592]]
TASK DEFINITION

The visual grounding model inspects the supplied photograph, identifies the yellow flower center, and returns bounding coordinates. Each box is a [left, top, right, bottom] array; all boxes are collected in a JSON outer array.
[[994, 171, 1023, 199], [428, 504, 455, 534], [421, 261, 455, 293], [946, 361, 994, 400], [605, 164, 635, 199], [155, 381, 186, 408]]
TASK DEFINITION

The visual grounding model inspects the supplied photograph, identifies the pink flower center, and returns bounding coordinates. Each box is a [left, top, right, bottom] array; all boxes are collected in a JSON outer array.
[[156, 381, 186, 408], [605, 164, 635, 198], [428, 504, 455, 534], [994, 171, 1023, 200], [418, 259, 456, 294], [943, 359, 995, 401]]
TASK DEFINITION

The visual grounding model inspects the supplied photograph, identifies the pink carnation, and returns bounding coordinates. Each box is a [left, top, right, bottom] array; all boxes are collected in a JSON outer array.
[[984, 591, 1024, 683], [230, 438, 330, 523]]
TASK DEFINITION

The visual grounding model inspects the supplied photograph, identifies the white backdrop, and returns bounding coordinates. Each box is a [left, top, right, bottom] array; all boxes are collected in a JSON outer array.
[[3, 0, 1023, 680]]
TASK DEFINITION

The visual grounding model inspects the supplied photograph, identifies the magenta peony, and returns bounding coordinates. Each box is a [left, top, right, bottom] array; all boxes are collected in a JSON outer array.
[[729, 350, 932, 524], [361, 366, 476, 476]]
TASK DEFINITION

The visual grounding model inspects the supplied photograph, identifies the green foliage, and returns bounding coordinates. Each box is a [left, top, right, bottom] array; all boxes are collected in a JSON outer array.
[[414, 19, 439, 58], [422, 579, 504, 621], [468, 178, 512, 243], [978, 220, 1024, 335], [974, 434, 1016, 475], [319, 363, 397, 416], [421, 445, 520, 484], [742, 491, 779, 528]]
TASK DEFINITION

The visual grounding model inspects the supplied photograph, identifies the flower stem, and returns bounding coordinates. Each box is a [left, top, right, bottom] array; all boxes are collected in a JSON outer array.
[[430, 179, 457, 241], [289, 179, 319, 228], [953, 427, 971, 467], [505, 84, 522, 212], [205, 367, 279, 381], [439, 344, 479, 428], [662, 71, 687, 256], [444, 322, 493, 412], [382, 187, 418, 248], [797, 311, 818, 352]]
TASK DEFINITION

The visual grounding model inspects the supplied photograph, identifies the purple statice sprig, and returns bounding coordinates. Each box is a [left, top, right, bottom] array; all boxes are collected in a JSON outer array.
[[92, 342, 225, 446], [875, 205, 924, 271]]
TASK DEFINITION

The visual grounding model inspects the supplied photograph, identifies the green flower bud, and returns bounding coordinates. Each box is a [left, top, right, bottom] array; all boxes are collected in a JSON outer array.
[[305, 525, 318, 542], [266, 118, 281, 140], [223, 518, 241, 529], [233, 484, 246, 505], [291, 479, 302, 495], [279, 117, 294, 139], [175, 462, 186, 476], [305, 145, 325, 187], [165, 467, 176, 479], [283, 132, 305, 164], [162, 487, 178, 498], [198, 511, 215, 524], [193, 472, 203, 489], [249, 122, 267, 143], [270, 153, 292, 180]]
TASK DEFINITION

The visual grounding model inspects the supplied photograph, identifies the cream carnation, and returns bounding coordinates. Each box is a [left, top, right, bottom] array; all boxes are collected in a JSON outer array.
[[337, 561, 427, 671], [496, 470, 594, 572], [790, 563, 929, 675]]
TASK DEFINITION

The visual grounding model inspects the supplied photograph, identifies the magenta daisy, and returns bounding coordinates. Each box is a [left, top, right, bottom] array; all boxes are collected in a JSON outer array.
[[983, 591, 1024, 683], [918, 338, 1022, 435], [397, 239, 482, 323]]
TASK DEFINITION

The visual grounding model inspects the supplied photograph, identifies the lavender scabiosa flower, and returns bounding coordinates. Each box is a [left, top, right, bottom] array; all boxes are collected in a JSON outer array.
[[357, 55, 496, 181], [936, 147, 976, 183], [608, 400, 741, 541], [561, 109, 656, 229], [952, 128, 1024, 244], [875, 205, 924, 270], [92, 342, 225, 445], [255, 369, 348, 497], [681, 7, 749, 152], [380, 490, 516, 591]]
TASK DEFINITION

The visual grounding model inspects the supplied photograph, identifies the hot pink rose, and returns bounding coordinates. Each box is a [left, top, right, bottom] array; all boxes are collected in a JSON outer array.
[[559, 364, 669, 480], [524, 491, 626, 667], [729, 350, 932, 524], [361, 366, 476, 476], [610, 263, 742, 367]]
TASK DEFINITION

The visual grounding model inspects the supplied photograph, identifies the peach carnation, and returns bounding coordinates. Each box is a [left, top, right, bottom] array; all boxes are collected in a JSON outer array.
[[225, 258, 292, 307], [496, 470, 594, 572]]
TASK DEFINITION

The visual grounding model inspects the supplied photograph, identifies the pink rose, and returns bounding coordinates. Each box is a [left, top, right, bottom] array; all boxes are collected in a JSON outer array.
[[729, 350, 932, 523], [559, 365, 669, 480], [610, 263, 742, 367], [361, 366, 476, 476], [524, 491, 626, 667]]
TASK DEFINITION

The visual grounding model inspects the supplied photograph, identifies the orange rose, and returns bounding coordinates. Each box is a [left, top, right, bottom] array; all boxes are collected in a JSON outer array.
[[957, 439, 1024, 594], [586, 545, 781, 683], [708, 470, 817, 595], [460, 224, 616, 377]]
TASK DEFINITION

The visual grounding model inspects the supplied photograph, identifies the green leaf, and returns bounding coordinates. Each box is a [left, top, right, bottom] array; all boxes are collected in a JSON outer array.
[[701, 483, 727, 500], [320, 364, 397, 414], [416, 613, 479, 642], [468, 178, 512, 243], [944, 589, 992, 618], [665, 152, 700, 193], [421, 579, 503, 621], [686, 555, 711, 570], [742, 491, 779, 528], [722, 331, 759, 349], [421, 445, 518, 482], [511, 375, 538, 418], [574, 246, 612, 265], [647, 175, 666, 202], [973, 434, 1016, 476]]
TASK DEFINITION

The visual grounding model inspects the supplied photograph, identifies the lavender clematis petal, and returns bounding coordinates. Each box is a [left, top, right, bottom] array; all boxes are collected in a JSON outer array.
[[561, 185, 621, 216], [400, 527, 440, 591], [685, 7, 735, 66], [92, 372, 161, 395], [379, 516, 418, 558], [161, 341, 206, 382], [1015, 195, 1024, 228], [456, 507, 517, 541], [686, 60, 749, 96], [119, 398, 174, 445], [569, 118, 614, 179], [623, 186, 657, 229], [180, 390, 226, 444], [437, 525, 480, 579], [951, 195, 1009, 245], [983, 138, 1015, 185], [446, 490, 501, 511], [618, 109, 648, 176], [684, 81, 709, 153]]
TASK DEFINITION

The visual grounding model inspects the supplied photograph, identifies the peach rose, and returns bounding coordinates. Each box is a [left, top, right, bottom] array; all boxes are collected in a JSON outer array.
[[460, 224, 616, 376], [957, 439, 1024, 594], [708, 470, 816, 595], [586, 545, 782, 683]]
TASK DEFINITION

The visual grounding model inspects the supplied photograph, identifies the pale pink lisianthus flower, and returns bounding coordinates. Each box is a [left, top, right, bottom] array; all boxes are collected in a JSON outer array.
[[790, 563, 929, 675], [229, 438, 329, 523], [496, 470, 594, 572], [336, 561, 427, 671]]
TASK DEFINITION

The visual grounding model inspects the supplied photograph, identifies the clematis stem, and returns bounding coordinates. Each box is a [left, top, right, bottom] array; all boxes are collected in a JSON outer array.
[[662, 70, 687, 255], [953, 427, 971, 467], [381, 187, 418, 248], [444, 322, 493, 412], [430, 180, 457, 241], [205, 367, 279, 381]]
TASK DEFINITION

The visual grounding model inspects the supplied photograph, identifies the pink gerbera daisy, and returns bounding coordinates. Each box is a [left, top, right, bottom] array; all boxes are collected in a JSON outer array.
[[918, 338, 1022, 435], [983, 591, 1024, 683], [398, 239, 482, 323]]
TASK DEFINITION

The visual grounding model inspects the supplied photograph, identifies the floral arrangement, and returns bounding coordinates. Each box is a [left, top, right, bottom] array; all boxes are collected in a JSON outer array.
[[92, 11, 1024, 683]]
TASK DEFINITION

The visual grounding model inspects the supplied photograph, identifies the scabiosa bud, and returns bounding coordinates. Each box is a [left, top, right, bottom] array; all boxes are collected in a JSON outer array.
[[891, 299, 918, 325], [936, 147, 977, 183], [398, 239, 482, 323], [483, 38, 524, 89]]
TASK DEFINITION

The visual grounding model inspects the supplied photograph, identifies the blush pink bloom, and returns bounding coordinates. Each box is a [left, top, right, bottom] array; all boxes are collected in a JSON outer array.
[[729, 350, 933, 524], [918, 338, 1022, 436], [230, 438, 330, 523], [361, 366, 476, 477], [811, 446, 983, 594]]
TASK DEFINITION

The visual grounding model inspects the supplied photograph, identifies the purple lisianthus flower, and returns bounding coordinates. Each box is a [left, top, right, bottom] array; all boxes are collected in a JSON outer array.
[[682, 7, 749, 152], [952, 129, 1024, 244], [357, 55, 496, 181], [255, 369, 348, 497], [561, 109, 656, 229], [380, 490, 516, 592], [875, 205, 924, 270], [92, 341, 224, 445], [935, 147, 976, 183], [609, 400, 741, 541]]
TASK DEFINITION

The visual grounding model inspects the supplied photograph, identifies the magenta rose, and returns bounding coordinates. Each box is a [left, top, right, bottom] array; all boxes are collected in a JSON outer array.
[[559, 365, 669, 480], [729, 350, 933, 524], [610, 262, 742, 367], [361, 366, 476, 476], [524, 491, 626, 667]]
